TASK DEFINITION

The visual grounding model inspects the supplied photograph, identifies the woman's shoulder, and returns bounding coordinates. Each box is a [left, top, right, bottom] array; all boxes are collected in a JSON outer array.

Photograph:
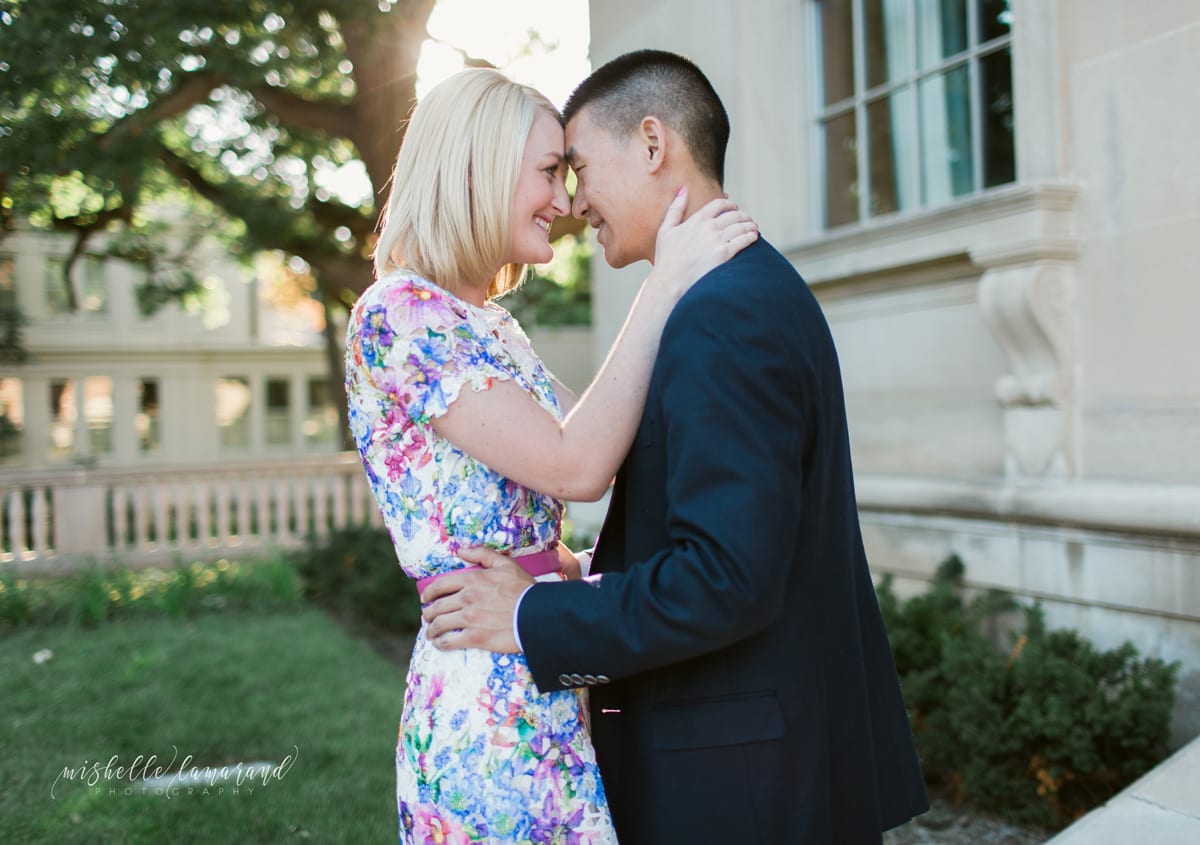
[[359, 269, 473, 333]]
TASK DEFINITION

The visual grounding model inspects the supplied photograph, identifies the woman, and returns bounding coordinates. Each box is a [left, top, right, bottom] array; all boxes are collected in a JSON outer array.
[[345, 68, 756, 844]]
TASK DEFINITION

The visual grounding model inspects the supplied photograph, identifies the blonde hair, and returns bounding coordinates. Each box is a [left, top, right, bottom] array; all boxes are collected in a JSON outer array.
[[374, 68, 560, 299]]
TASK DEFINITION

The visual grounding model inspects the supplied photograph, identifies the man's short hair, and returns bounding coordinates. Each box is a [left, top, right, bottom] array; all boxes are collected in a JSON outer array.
[[563, 50, 730, 185]]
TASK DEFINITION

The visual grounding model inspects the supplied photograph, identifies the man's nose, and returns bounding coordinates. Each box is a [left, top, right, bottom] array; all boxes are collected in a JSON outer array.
[[571, 189, 588, 220]]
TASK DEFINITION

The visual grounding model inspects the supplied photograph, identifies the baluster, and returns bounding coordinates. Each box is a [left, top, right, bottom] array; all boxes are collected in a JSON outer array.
[[112, 485, 129, 552], [133, 484, 151, 550], [348, 472, 364, 526], [331, 474, 348, 530], [255, 478, 271, 546], [194, 480, 211, 548], [215, 479, 232, 546], [234, 477, 250, 545], [154, 481, 170, 549], [293, 474, 309, 540], [171, 480, 189, 550], [274, 476, 291, 544], [31, 487, 49, 559], [313, 473, 329, 539], [7, 489, 26, 560]]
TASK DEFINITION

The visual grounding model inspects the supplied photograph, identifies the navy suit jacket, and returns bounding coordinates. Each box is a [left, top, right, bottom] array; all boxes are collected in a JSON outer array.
[[519, 239, 928, 843]]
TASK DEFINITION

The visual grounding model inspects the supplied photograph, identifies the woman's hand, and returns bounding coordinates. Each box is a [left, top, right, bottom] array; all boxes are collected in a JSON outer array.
[[649, 186, 758, 300]]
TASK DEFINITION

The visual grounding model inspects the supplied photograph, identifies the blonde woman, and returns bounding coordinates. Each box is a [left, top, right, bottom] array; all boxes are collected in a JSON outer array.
[[344, 69, 756, 843]]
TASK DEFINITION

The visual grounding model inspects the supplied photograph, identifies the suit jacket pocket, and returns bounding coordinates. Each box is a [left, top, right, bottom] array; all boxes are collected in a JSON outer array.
[[652, 691, 785, 751]]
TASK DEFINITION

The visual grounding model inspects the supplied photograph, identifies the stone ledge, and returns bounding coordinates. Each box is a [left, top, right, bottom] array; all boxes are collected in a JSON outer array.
[[1045, 735, 1200, 845], [857, 474, 1200, 539]]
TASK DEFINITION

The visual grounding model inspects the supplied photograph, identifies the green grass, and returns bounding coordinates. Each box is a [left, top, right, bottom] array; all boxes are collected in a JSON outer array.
[[1, 608, 408, 843]]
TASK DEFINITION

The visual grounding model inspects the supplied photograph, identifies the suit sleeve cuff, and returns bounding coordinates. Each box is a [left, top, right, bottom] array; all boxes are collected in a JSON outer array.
[[512, 584, 535, 653]]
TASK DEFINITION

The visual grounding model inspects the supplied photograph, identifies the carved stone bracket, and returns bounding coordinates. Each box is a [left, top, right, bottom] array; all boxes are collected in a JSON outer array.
[[977, 258, 1078, 479]]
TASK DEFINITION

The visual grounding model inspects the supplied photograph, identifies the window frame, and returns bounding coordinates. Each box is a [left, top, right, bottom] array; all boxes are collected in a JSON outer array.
[[814, 0, 1015, 229]]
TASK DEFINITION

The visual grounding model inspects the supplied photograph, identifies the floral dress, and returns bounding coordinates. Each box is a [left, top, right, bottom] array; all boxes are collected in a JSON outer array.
[[345, 270, 617, 845]]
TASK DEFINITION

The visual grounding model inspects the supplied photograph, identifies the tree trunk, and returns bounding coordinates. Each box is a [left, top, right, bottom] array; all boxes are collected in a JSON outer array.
[[344, 0, 437, 206]]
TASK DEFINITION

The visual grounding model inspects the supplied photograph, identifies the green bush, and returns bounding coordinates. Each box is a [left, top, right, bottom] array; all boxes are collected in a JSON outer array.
[[0, 556, 303, 629], [879, 556, 1180, 828], [291, 525, 423, 634]]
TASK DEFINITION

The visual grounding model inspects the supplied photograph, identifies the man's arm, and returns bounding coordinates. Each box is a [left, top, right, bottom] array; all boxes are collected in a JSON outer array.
[[423, 275, 810, 686], [516, 279, 809, 688]]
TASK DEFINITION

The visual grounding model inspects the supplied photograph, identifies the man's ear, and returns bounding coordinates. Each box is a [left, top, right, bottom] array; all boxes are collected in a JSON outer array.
[[638, 116, 668, 174]]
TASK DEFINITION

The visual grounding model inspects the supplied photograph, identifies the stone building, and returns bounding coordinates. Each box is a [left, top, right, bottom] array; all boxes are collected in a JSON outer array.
[[583, 0, 1200, 741]]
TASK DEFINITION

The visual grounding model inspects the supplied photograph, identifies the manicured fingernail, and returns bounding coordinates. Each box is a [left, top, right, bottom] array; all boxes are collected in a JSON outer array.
[[675, 186, 686, 197]]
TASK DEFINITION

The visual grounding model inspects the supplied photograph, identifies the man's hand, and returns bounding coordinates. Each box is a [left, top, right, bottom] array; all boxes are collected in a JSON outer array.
[[420, 547, 536, 653]]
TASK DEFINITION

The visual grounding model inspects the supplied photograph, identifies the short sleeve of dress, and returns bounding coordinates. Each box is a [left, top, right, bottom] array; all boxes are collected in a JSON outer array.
[[354, 274, 512, 425]]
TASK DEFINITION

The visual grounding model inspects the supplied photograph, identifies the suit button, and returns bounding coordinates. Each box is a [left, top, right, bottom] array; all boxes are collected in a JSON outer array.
[[558, 674, 572, 687], [570, 673, 585, 685], [582, 674, 597, 686], [596, 674, 611, 684]]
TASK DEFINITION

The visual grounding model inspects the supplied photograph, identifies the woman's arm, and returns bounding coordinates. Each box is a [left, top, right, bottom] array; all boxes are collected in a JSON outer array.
[[432, 190, 757, 500], [550, 377, 580, 416]]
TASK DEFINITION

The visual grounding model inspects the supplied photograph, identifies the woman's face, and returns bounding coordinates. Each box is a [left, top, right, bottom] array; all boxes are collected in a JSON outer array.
[[507, 109, 570, 266]]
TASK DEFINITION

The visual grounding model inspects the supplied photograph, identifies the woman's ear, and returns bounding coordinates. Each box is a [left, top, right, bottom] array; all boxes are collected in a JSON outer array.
[[639, 116, 667, 174]]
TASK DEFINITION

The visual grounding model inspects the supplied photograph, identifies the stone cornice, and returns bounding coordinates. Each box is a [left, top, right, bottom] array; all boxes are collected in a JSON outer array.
[[783, 181, 1083, 285], [856, 473, 1200, 539]]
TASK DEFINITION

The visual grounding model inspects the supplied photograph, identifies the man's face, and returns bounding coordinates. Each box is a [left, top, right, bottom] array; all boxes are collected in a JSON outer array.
[[565, 107, 660, 268]]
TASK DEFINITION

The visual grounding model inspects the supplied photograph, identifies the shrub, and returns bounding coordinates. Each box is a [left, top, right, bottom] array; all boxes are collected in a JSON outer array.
[[291, 525, 423, 634], [0, 556, 303, 629], [879, 556, 1179, 828]]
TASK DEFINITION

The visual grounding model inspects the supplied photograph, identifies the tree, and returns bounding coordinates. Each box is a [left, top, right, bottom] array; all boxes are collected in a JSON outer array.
[[1, 0, 444, 444]]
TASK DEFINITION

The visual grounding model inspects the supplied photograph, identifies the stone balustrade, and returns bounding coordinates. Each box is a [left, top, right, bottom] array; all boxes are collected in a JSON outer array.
[[0, 454, 381, 574]]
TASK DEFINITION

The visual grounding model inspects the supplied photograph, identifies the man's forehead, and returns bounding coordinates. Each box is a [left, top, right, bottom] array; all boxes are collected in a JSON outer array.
[[564, 109, 617, 164]]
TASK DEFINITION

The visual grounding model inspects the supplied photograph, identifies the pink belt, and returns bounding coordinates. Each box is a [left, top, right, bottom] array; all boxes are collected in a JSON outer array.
[[415, 548, 563, 595]]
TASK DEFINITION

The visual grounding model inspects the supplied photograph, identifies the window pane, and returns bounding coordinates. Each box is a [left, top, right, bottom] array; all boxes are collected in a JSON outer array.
[[865, 0, 912, 89], [304, 378, 338, 448], [977, 0, 1012, 43], [817, 0, 855, 106], [867, 88, 917, 216], [49, 379, 76, 461], [83, 376, 113, 456], [217, 377, 251, 450], [916, 0, 968, 69], [919, 63, 974, 205], [45, 260, 72, 315], [81, 256, 108, 314], [981, 47, 1015, 187], [0, 256, 15, 310], [138, 378, 161, 454], [822, 111, 860, 228], [265, 378, 291, 446], [0, 377, 23, 463]]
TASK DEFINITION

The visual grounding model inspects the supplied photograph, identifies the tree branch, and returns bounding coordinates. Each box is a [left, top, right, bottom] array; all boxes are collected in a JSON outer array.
[[98, 73, 224, 152], [99, 71, 355, 154], [245, 85, 355, 136], [310, 198, 374, 240], [50, 205, 134, 312]]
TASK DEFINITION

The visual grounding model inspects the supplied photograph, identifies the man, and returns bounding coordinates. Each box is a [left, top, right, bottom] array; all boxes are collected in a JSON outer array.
[[423, 49, 929, 843]]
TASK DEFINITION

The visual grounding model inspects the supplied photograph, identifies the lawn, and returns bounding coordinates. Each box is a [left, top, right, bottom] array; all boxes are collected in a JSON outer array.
[[2, 608, 408, 843]]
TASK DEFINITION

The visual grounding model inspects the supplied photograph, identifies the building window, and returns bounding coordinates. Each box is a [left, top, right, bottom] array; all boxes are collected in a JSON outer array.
[[0, 377, 23, 463], [265, 378, 291, 447], [45, 255, 108, 315], [48, 379, 76, 461], [83, 377, 113, 456], [46, 377, 112, 462], [815, 0, 1015, 228], [0, 255, 15, 310], [216, 376, 252, 450], [303, 377, 339, 449], [137, 378, 161, 454]]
